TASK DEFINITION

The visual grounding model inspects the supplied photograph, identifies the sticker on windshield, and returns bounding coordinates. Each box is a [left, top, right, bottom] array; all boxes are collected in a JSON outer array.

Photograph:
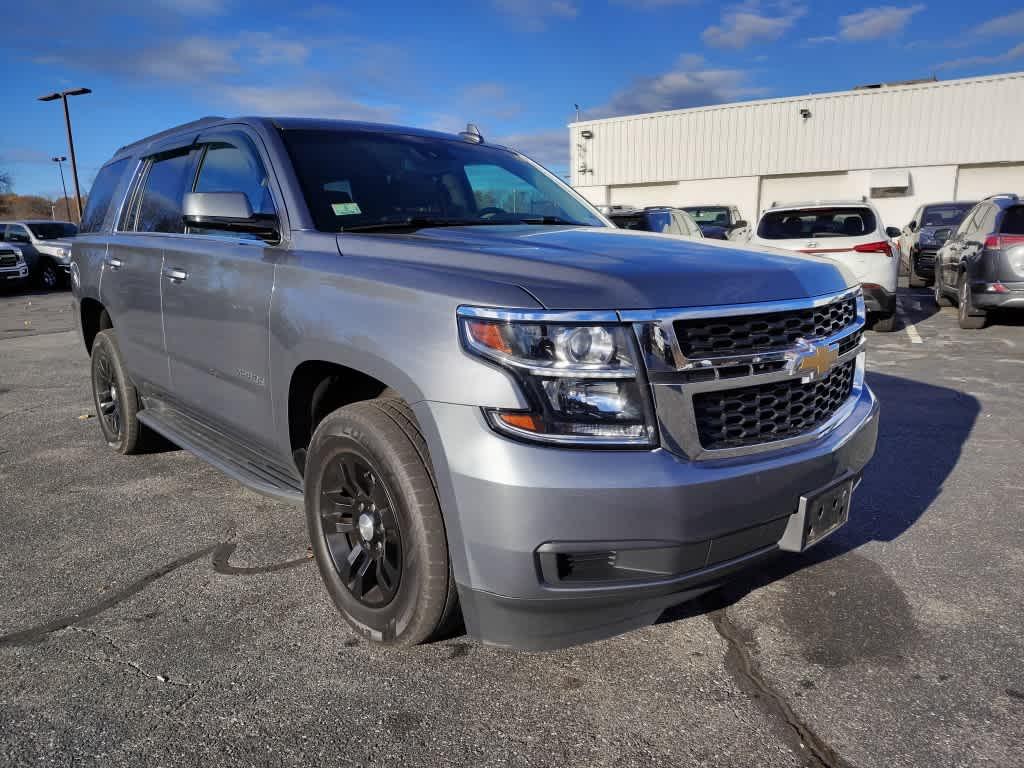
[[332, 202, 362, 216]]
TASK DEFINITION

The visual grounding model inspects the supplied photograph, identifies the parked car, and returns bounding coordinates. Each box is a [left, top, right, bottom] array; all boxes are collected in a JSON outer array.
[[681, 204, 748, 240], [933, 193, 1024, 329], [749, 201, 901, 332], [607, 206, 704, 239], [72, 116, 878, 650], [901, 201, 976, 286], [0, 220, 77, 289], [0, 243, 29, 290]]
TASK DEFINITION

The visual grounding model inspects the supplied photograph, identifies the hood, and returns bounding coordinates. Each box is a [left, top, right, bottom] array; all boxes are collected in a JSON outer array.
[[337, 225, 852, 310]]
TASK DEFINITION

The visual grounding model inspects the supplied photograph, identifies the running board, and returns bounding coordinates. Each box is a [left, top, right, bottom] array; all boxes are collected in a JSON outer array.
[[138, 409, 304, 506]]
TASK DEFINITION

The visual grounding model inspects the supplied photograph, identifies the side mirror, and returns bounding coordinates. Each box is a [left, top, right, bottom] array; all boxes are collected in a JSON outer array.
[[908, 220, 917, 232], [182, 192, 279, 241], [885, 226, 901, 239], [730, 219, 748, 230]]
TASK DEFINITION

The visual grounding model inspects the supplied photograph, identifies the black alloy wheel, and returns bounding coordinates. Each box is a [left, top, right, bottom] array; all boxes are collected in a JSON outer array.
[[38, 260, 59, 290], [319, 451, 404, 607], [92, 342, 123, 441]]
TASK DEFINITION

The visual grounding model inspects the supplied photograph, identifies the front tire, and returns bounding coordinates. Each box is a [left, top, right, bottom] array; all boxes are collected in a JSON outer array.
[[37, 259, 59, 291], [957, 273, 986, 330], [304, 398, 459, 645], [90, 330, 149, 454]]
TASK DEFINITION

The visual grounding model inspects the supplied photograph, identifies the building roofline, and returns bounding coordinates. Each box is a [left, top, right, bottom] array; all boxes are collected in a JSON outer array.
[[568, 70, 1024, 127]]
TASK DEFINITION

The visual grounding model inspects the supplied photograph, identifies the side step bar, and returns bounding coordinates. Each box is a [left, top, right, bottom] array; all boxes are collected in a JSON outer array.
[[138, 409, 304, 506]]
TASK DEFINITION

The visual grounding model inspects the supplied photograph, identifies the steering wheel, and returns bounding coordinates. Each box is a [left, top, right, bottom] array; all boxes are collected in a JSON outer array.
[[478, 207, 507, 219]]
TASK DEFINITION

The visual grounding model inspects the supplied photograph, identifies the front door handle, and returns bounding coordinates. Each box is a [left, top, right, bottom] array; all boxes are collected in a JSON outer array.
[[106, 257, 123, 270], [163, 267, 189, 283]]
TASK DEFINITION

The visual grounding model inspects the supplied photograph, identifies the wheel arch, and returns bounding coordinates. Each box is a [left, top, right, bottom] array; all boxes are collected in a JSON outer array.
[[80, 297, 112, 354]]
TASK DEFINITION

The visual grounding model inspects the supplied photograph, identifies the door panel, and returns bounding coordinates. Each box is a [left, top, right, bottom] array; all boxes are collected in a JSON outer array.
[[98, 233, 169, 393], [160, 236, 276, 450]]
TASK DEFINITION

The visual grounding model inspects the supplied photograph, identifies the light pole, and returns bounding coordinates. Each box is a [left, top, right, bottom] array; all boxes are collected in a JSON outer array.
[[38, 87, 91, 222], [51, 156, 71, 221]]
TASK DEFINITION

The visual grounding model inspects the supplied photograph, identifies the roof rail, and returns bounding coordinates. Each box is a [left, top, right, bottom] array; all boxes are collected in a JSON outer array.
[[115, 116, 227, 154], [982, 192, 1020, 202]]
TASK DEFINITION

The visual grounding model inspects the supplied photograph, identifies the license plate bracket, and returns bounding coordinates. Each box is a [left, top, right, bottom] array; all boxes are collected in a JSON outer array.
[[778, 473, 858, 552]]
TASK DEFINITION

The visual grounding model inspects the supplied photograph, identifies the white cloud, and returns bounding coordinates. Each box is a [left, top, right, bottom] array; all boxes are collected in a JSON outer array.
[[969, 10, 1024, 38], [935, 42, 1024, 71], [491, 0, 578, 30], [838, 5, 924, 41], [138, 36, 240, 80], [589, 54, 767, 117], [222, 85, 398, 122], [703, 4, 806, 49]]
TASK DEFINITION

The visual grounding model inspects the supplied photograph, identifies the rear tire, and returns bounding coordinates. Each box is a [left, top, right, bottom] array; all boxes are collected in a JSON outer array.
[[957, 273, 986, 330], [304, 398, 459, 645], [90, 330, 150, 454]]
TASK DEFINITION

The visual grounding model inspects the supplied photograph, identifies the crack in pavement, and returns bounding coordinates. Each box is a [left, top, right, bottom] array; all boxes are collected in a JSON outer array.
[[705, 600, 856, 768], [0, 538, 312, 648]]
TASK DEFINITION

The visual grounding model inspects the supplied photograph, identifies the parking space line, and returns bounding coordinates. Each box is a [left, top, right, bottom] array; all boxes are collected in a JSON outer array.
[[905, 323, 923, 344]]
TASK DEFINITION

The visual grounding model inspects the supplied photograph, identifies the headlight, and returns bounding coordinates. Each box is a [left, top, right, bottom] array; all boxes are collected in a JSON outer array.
[[459, 308, 657, 446], [12, 247, 24, 264], [918, 232, 936, 246], [57, 247, 71, 259]]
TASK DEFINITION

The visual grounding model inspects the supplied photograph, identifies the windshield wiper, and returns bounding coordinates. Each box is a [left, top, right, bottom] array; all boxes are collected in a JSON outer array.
[[341, 217, 509, 233]]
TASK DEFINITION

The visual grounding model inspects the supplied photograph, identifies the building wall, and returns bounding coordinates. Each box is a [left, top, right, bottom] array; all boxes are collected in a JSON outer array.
[[570, 72, 1024, 231]]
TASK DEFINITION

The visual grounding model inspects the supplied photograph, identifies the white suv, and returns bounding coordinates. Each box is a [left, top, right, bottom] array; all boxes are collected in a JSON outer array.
[[749, 201, 900, 331]]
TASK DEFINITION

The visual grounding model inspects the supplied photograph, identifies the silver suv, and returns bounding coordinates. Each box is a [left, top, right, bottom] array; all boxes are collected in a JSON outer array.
[[72, 117, 879, 650]]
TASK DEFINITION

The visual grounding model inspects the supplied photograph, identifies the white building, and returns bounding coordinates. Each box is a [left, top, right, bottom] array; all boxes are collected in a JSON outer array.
[[570, 71, 1024, 230]]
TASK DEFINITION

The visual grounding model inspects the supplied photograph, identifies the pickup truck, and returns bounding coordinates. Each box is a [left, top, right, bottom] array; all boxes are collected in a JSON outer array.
[[71, 117, 879, 650]]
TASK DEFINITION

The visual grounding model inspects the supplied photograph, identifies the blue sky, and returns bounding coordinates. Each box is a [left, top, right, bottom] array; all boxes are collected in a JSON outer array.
[[3, 0, 1022, 199]]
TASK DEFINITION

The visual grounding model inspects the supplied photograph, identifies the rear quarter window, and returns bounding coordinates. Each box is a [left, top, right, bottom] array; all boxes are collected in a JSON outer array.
[[757, 207, 877, 239], [79, 159, 132, 234], [1000, 206, 1024, 235]]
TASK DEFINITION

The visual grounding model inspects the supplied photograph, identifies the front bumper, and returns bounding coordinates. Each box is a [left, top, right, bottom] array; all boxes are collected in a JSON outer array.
[[1, 266, 29, 283], [416, 384, 879, 650], [971, 280, 1024, 310], [912, 248, 938, 279], [862, 283, 896, 316]]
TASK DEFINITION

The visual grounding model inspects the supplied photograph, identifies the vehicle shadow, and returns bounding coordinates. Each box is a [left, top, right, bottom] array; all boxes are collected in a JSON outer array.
[[660, 369, 980, 621]]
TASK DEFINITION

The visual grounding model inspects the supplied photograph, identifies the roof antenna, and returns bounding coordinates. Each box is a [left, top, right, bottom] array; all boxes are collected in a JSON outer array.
[[459, 123, 484, 144]]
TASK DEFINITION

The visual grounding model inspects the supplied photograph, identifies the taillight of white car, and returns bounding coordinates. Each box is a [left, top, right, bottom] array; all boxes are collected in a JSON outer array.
[[852, 241, 896, 258]]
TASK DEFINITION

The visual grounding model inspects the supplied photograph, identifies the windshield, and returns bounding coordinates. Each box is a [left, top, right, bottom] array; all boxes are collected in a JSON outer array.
[[26, 222, 77, 240], [921, 204, 974, 228], [757, 207, 877, 240], [683, 206, 730, 226], [280, 129, 605, 232]]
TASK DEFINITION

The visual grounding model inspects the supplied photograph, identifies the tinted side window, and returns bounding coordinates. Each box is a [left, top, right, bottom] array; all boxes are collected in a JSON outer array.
[[194, 142, 275, 215], [80, 159, 131, 234], [975, 205, 997, 235], [955, 207, 979, 236], [136, 151, 198, 234], [1000, 206, 1024, 235]]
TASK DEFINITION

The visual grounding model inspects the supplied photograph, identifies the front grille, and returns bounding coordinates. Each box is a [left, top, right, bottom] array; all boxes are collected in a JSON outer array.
[[674, 296, 856, 358], [0, 254, 19, 268], [693, 360, 856, 450]]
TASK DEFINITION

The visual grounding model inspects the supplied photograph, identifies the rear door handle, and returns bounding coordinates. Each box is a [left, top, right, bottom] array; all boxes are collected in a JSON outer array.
[[163, 267, 189, 283], [106, 257, 123, 270]]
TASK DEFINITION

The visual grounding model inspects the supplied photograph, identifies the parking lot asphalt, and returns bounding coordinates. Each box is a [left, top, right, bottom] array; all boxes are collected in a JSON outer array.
[[1, 287, 1022, 768]]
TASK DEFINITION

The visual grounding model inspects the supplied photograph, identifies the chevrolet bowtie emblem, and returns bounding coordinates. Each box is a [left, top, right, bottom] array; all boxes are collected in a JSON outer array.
[[789, 340, 839, 380]]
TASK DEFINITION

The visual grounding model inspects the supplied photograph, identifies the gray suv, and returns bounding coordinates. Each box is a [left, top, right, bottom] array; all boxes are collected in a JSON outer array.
[[71, 117, 879, 650], [0, 220, 77, 289]]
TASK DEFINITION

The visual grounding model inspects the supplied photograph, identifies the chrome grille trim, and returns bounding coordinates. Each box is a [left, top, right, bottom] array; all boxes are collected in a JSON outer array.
[[623, 287, 867, 461]]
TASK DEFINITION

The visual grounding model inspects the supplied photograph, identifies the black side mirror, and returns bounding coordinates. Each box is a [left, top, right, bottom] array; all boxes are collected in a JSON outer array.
[[182, 192, 279, 242], [885, 226, 901, 238], [908, 220, 917, 232]]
